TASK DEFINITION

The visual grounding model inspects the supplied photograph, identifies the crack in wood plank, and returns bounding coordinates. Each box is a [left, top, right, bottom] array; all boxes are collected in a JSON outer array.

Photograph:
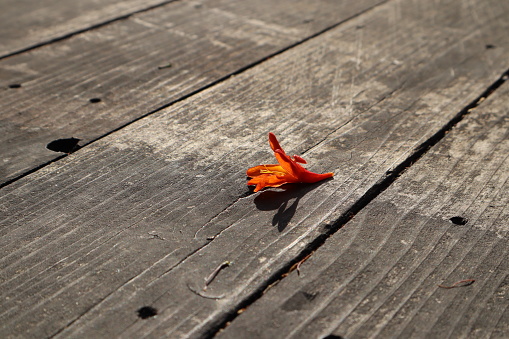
[[0, 0, 390, 188], [2, 0, 509, 337], [209, 68, 509, 337], [217, 76, 509, 339], [0, 0, 182, 59]]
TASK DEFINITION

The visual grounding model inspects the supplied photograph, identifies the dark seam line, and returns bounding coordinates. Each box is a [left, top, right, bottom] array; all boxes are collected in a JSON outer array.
[[204, 69, 509, 337], [0, 0, 181, 61], [0, 0, 390, 189]]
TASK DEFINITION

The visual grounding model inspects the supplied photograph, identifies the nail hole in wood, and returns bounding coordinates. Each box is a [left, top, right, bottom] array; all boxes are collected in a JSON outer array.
[[8, 84, 21, 88], [449, 216, 468, 225], [46, 137, 81, 153], [323, 335, 345, 339], [137, 306, 158, 319], [485, 44, 496, 49], [89, 98, 102, 103]]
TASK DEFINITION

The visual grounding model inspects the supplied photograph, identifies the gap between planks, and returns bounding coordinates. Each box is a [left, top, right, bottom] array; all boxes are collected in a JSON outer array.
[[205, 69, 509, 337], [4, 0, 508, 338], [0, 0, 389, 190], [0, 0, 180, 60]]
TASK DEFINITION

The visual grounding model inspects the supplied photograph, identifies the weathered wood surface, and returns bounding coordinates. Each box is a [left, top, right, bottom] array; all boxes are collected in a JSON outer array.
[[1, 0, 509, 338], [0, 0, 384, 186], [0, 0, 173, 57], [219, 80, 509, 339]]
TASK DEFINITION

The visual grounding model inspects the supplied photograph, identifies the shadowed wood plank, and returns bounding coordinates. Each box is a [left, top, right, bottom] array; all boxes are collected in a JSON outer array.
[[0, 0, 175, 57], [1, 0, 509, 337], [219, 79, 509, 339], [0, 0, 385, 185]]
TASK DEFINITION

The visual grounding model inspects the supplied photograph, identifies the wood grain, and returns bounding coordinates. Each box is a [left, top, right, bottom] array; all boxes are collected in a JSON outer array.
[[0, 0, 385, 185], [0, 0, 173, 57], [0, 0, 508, 337], [219, 78, 509, 339]]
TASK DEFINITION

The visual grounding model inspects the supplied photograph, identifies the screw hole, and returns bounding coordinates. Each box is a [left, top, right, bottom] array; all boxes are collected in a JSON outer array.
[[46, 137, 81, 153], [137, 306, 158, 319], [449, 216, 468, 225], [89, 98, 102, 103], [8, 84, 21, 88]]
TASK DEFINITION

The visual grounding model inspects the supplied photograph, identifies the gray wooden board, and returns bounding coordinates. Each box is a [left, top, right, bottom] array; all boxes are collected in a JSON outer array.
[[0, 0, 508, 337], [0, 0, 173, 57], [218, 79, 509, 339], [0, 0, 385, 185]]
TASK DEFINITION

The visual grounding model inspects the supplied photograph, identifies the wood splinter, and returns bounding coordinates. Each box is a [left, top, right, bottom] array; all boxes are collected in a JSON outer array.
[[438, 279, 475, 289], [157, 63, 172, 69]]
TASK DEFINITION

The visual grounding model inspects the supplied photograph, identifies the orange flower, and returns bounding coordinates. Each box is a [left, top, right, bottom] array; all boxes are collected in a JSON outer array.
[[247, 133, 333, 192]]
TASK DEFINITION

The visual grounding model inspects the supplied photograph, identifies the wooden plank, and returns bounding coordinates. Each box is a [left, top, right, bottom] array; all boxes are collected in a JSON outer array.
[[218, 79, 509, 339], [1, 0, 508, 337], [0, 0, 173, 57], [0, 0, 385, 185]]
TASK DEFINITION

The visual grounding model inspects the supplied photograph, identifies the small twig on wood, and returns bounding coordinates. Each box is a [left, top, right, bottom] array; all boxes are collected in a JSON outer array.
[[186, 283, 225, 300], [186, 261, 231, 299], [296, 253, 312, 276], [288, 253, 312, 276], [204, 261, 231, 290], [438, 279, 475, 289]]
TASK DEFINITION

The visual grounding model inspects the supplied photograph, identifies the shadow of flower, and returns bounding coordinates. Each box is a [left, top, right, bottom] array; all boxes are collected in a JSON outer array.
[[252, 179, 331, 232]]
